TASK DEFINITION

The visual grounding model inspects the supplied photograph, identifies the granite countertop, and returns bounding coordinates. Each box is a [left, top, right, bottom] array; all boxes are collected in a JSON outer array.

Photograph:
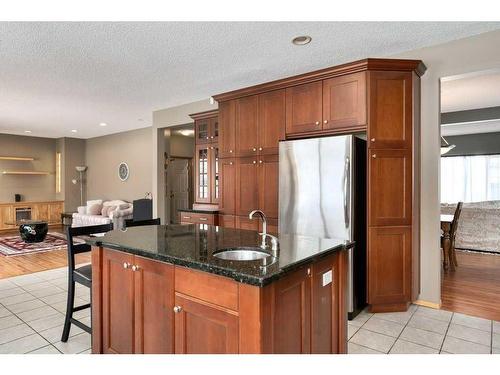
[[86, 224, 353, 287], [177, 208, 219, 214]]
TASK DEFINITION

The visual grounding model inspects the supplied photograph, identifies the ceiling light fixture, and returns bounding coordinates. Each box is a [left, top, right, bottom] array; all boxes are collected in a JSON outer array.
[[99, 122, 107, 127], [292, 35, 312, 46]]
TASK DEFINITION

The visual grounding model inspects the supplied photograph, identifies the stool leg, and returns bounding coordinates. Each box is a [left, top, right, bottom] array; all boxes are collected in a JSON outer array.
[[61, 277, 75, 342]]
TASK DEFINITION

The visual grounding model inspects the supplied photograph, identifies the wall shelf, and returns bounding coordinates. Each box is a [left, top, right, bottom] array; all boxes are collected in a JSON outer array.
[[2, 171, 50, 175], [0, 156, 35, 161]]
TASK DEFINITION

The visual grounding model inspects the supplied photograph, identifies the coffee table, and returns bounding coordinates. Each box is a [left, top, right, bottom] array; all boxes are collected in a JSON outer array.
[[5, 220, 49, 243]]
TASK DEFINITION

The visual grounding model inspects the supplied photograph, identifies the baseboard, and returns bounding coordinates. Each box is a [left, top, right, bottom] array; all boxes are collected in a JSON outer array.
[[414, 299, 441, 310]]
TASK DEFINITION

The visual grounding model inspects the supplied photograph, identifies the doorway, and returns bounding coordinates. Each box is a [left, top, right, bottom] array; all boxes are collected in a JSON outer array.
[[439, 70, 500, 320]]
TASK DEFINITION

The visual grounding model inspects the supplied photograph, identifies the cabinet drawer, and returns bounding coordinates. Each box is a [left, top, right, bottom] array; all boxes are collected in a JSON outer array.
[[178, 212, 216, 225], [175, 266, 239, 311]]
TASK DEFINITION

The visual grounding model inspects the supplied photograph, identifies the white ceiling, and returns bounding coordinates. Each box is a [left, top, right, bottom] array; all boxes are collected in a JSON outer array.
[[441, 71, 500, 113], [1, 22, 500, 139]]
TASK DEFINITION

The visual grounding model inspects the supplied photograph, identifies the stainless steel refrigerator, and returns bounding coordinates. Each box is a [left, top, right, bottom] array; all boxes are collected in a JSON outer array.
[[279, 135, 367, 319]]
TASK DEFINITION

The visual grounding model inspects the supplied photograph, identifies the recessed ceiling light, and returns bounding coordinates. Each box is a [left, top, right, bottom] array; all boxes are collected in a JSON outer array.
[[71, 129, 77, 133], [24, 130, 32, 133], [292, 35, 312, 46], [99, 122, 107, 127]]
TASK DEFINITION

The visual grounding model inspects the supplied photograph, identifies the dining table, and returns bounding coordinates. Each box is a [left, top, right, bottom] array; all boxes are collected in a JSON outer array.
[[441, 214, 455, 271]]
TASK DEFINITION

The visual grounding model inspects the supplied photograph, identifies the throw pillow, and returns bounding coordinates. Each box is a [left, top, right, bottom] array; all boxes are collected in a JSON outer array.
[[105, 205, 118, 216], [88, 203, 103, 215]]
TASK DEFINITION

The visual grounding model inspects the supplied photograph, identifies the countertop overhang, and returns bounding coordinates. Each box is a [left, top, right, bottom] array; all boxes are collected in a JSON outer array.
[[86, 224, 353, 287]]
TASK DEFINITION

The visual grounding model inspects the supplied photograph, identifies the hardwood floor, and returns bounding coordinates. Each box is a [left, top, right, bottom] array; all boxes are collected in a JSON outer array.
[[0, 226, 90, 279], [441, 249, 500, 321]]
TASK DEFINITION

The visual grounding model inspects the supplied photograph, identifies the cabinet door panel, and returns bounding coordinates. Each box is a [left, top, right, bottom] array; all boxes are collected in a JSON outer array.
[[323, 72, 366, 131], [102, 249, 135, 354], [258, 89, 285, 155], [272, 267, 311, 354], [195, 145, 211, 203], [33, 204, 48, 221], [219, 214, 236, 228], [258, 154, 279, 219], [48, 202, 62, 223], [0, 206, 14, 229], [369, 149, 412, 226], [235, 157, 259, 216], [219, 158, 236, 215], [134, 257, 174, 354], [235, 215, 259, 231], [211, 145, 220, 204], [210, 116, 219, 143], [235, 95, 259, 157], [285, 81, 323, 135], [368, 226, 412, 305], [174, 294, 239, 354], [368, 71, 412, 149], [219, 101, 236, 158], [195, 118, 211, 145]]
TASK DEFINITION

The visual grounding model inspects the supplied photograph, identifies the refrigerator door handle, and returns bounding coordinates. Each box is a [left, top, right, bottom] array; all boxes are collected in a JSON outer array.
[[344, 157, 350, 228]]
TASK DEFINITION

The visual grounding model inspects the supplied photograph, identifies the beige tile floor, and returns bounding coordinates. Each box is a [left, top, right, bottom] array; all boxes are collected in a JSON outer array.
[[2, 266, 500, 354], [348, 304, 500, 354]]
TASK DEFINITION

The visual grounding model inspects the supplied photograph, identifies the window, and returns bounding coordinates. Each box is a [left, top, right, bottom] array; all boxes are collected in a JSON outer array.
[[441, 154, 500, 203]]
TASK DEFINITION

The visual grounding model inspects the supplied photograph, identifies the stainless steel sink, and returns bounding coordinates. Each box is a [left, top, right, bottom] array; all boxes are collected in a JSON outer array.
[[213, 247, 271, 261]]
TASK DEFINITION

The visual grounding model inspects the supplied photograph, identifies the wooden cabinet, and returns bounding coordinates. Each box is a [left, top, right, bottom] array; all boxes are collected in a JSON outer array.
[[368, 149, 412, 227], [178, 211, 218, 225], [258, 89, 286, 155], [219, 214, 236, 228], [286, 81, 323, 135], [323, 72, 366, 132], [174, 294, 239, 354], [258, 154, 279, 219], [192, 110, 218, 145], [235, 157, 259, 217], [367, 71, 413, 149], [219, 101, 236, 158], [0, 205, 14, 230], [286, 73, 367, 137], [194, 144, 219, 205], [0, 201, 64, 230], [235, 95, 259, 157], [99, 249, 174, 354], [48, 202, 63, 223], [368, 226, 412, 308], [219, 158, 236, 215], [33, 203, 48, 221]]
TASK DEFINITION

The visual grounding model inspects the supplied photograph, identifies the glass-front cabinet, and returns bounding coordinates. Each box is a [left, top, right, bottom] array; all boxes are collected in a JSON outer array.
[[194, 110, 218, 145], [195, 144, 219, 204]]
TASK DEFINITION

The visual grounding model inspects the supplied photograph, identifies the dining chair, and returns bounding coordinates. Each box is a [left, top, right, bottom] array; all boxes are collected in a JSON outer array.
[[124, 218, 161, 227], [61, 223, 113, 342], [441, 202, 463, 269]]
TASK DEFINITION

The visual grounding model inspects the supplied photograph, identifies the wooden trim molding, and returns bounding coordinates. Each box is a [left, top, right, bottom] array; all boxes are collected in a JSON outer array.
[[189, 109, 219, 120], [213, 58, 426, 102], [413, 299, 442, 310]]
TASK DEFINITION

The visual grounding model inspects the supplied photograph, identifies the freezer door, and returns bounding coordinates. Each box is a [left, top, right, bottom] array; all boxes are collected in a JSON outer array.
[[279, 136, 353, 240]]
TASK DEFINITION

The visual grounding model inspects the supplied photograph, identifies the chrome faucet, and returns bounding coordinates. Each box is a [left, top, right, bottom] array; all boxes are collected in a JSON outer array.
[[248, 210, 279, 257]]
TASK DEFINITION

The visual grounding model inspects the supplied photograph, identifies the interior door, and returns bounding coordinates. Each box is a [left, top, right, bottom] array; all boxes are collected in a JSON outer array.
[[168, 158, 191, 224]]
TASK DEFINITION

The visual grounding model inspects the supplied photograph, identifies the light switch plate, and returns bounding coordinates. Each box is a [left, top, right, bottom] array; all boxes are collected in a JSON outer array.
[[322, 270, 332, 286]]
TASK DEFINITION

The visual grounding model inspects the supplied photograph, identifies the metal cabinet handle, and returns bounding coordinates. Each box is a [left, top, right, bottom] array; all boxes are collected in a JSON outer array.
[[183, 216, 191, 219], [173, 306, 182, 313], [123, 262, 130, 269], [199, 217, 208, 221], [259, 160, 263, 164], [206, 137, 209, 140], [210, 136, 214, 139], [229, 161, 233, 165], [252, 147, 257, 152], [307, 268, 311, 276], [372, 154, 377, 158], [315, 121, 320, 125], [253, 160, 257, 164], [131, 265, 140, 272], [229, 150, 233, 153], [259, 147, 263, 151], [371, 138, 375, 142], [324, 120, 328, 124]]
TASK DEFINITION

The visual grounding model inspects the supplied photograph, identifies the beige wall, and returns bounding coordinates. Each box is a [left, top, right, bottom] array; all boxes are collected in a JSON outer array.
[[153, 100, 217, 222], [0, 134, 56, 203], [393, 29, 500, 304], [63, 138, 86, 211], [170, 133, 195, 158], [86, 127, 153, 203]]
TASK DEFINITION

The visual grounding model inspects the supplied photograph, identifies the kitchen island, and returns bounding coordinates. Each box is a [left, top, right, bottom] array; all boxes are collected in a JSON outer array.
[[87, 224, 352, 354]]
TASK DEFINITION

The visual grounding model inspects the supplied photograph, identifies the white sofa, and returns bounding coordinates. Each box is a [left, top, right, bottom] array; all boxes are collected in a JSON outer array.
[[72, 199, 133, 229]]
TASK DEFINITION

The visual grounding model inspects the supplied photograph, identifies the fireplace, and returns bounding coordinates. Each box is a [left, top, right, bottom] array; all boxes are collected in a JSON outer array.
[[15, 207, 32, 221]]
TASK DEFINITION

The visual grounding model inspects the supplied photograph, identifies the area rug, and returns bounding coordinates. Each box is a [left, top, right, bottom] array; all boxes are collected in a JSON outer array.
[[0, 232, 84, 257]]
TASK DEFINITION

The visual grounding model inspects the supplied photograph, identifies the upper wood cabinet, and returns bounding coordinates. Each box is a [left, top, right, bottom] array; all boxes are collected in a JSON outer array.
[[258, 89, 286, 155], [219, 101, 236, 158], [235, 95, 259, 157], [286, 73, 367, 137], [192, 110, 218, 145], [235, 157, 259, 217], [368, 71, 413, 149], [219, 158, 236, 215], [368, 226, 412, 306], [286, 81, 323, 135], [323, 72, 366, 132], [368, 149, 412, 227]]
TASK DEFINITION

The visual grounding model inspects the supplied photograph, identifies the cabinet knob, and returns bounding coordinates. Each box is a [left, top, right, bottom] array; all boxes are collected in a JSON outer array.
[[259, 147, 263, 151], [229, 161, 233, 165], [123, 262, 130, 269], [315, 121, 320, 125], [229, 150, 233, 153], [206, 137, 209, 140], [253, 148, 257, 152], [323, 120, 328, 124], [173, 306, 183, 313], [371, 138, 375, 142], [131, 265, 140, 272], [259, 160, 263, 164], [253, 160, 257, 164], [307, 267, 311, 276], [210, 136, 214, 139], [372, 154, 377, 158]]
